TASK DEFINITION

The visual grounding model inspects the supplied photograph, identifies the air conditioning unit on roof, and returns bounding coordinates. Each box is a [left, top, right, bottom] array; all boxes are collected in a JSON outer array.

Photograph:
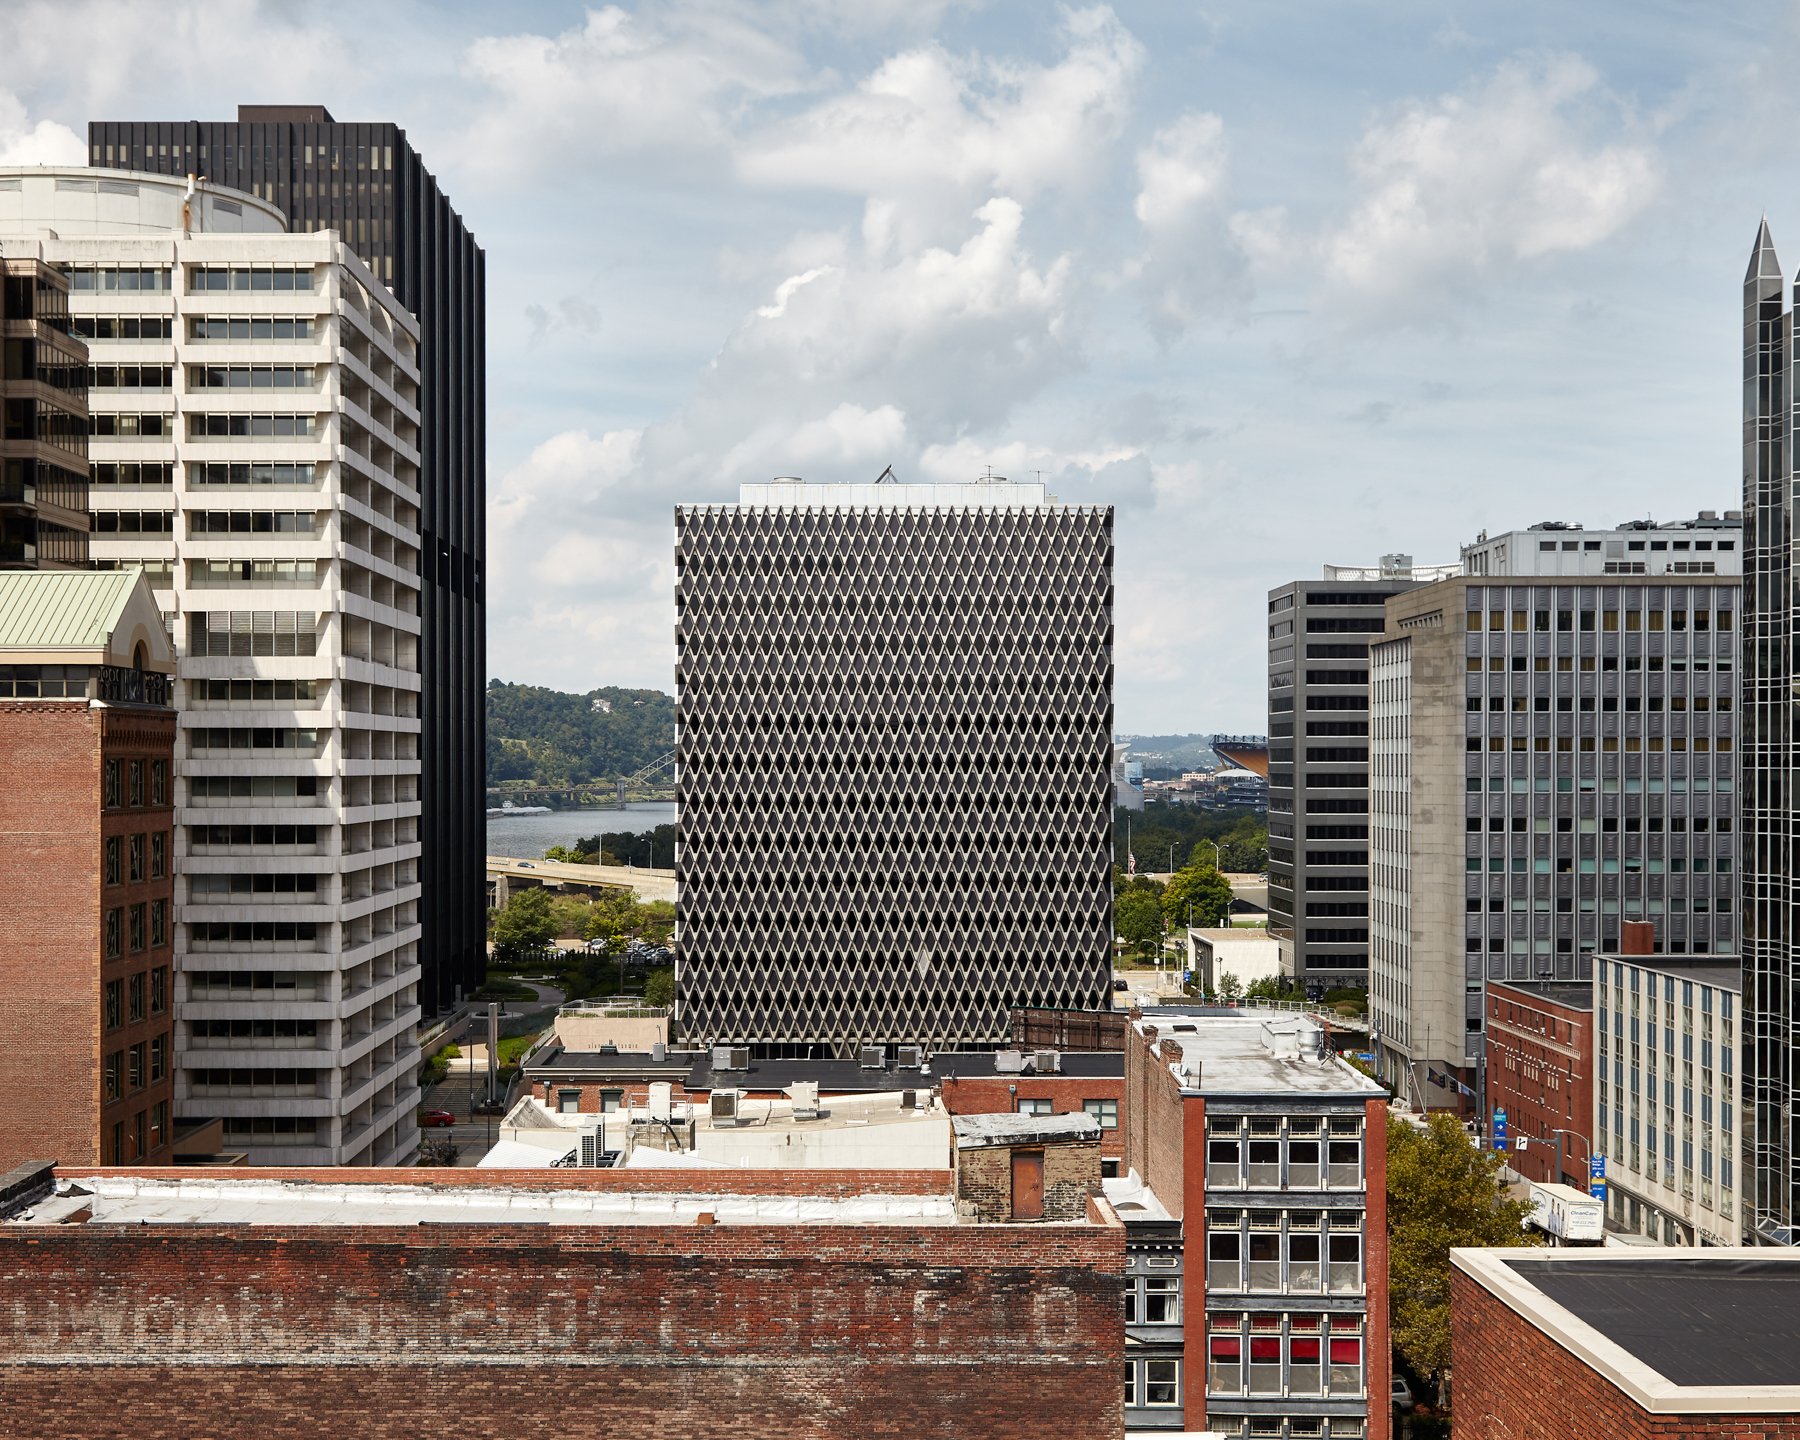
[[995, 1049, 1026, 1074], [1032, 1049, 1061, 1074], [858, 1045, 886, 1069], [896, 1045, 924, 1069], [710, 1089, 742, 1127]]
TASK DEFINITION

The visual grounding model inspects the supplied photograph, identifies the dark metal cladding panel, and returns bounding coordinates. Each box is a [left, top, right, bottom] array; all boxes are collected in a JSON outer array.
[[674, 500, 1115, 1055]]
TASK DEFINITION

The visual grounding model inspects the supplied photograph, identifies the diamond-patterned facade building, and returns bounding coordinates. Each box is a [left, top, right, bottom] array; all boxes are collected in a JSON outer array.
[[674, 478, 1115, 1056]]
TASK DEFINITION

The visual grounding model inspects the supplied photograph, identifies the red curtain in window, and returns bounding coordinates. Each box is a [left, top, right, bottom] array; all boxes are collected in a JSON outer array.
[[1329, 1338, 1362, 1363]]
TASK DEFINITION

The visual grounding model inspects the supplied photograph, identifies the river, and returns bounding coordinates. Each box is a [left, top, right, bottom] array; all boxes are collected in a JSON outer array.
[[485, 801, 676, 859]]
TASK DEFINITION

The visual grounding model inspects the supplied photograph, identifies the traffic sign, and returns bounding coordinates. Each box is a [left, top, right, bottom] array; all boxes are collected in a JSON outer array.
[[1492, 1108, 1508, 1152], [1589, 1154, 1606, 1180]]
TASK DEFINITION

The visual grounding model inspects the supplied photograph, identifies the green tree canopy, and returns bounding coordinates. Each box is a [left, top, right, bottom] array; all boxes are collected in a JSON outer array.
[[490, 887, 556, 964], [1116, 887, 1164, 947], [1161, 858, 1232, 928], [644, 967, 675, 1009], [1386, 1112, 1541, 1377]]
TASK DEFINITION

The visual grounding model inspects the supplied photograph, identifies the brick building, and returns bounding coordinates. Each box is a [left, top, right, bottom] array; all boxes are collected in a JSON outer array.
[[1452, 1246, 1800, 1437], [1112, 1011, 1389, 1439], [1484, 978, 1594, 1188], [0, 571, 175, 1170], [0, 1161, 1125, 1438]]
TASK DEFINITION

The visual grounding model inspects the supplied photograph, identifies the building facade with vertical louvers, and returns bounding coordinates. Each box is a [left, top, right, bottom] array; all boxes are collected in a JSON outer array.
[[674, 478, 1114, 1057]]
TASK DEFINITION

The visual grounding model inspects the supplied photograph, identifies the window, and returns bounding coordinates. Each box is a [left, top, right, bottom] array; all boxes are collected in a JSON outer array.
[[150, 1035, 165, 1083], [1328, 1232, 1363, 1292], [128, 761, 144, 806], [1125, 1357, 1181, 1408], [128, 833, 145, 883], [150, 901, 167, 948], [1016, 1097, 1053, 1116], [104, 979, 123, 1030], [599, 1089, 624, 1113], [1084, 1098, 1119, 1129], [104, 908, 122, 960], [1209, 1327, 1242, 1394], [128, 1043, 144, 1091], [128, 971, 145, 1021], [150, 761, 167, 806], [149, 1101, 167, 1152], [556, 1089, 581, 1114], [1126, 1274, 1181, 1325], [150, 831, 167, 879], [1207, 1130, 1242, 1185], [103, 1050, 122, 1102], [150, 966, 167, 1014], [104, 836, 122, 886], [128, 903, 145, 953], [1208, 1228, 1242, 1290], [1330, 1335, 1364, 1395], [103, 759, 121, 809]]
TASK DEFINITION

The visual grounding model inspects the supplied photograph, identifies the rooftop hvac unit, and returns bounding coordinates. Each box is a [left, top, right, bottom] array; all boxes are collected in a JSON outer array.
[[788, 1081, 821, 1120], [994, 1049, 1026, 1074], [901, 1088, 925, 1110], [896, 1045, 924, 1069], [728, 1046, 750, 1071], [648, 1081, 674, 1123], [711, 1044, 739, 1070], [858, 1045, 886, 1070], [710, 1089, 742, 1127], [1032, 1049, 1061, 1074], [651, 1042, 667, 1062], [578, 1128, 605, 1167]]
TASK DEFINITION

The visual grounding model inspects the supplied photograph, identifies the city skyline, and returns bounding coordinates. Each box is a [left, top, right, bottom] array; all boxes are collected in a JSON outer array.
[[0, 1, 1785, 732]]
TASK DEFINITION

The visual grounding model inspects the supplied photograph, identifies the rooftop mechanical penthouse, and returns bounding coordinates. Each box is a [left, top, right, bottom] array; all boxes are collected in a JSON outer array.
[[674, 477, 1114, 1057]]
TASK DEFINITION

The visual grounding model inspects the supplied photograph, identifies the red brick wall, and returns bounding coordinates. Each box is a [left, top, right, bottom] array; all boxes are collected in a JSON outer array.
[[1364, 1096, 1391, 1438], [1485, 981, 1594, 1187], [0, 1216, 1125, 1439], [0, 704, 173, 1171], [1451, 1264, 1800, 1439], [1124, 1023, 1188, 1218], [941, 1074, 1125, 1158]]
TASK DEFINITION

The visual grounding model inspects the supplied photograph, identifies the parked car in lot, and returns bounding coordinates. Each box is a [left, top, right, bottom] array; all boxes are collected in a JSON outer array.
[[420, 1109, 456, 1128], [1391, 1372, 1415, 1410]]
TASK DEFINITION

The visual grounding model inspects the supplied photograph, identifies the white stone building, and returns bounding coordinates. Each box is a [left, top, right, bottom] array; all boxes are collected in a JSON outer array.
[[0, 167, 425, 1164], [1595, 952, 1742, 1245]]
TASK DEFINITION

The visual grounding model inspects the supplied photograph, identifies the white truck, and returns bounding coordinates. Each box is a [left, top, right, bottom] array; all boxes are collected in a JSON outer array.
[[1524, 1181, 1605, 1245]]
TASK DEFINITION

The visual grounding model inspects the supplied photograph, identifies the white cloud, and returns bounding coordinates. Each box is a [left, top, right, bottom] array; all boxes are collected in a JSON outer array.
[[738, 5, 1143, 249], [1126, 110, 1246, 336], [459, 4, 812, 178], [1298, 54, 1661, 324], [0, 92, 83, 165]]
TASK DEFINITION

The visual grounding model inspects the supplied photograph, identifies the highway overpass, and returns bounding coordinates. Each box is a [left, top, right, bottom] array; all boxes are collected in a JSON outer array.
[[486, 855, 677, 906]]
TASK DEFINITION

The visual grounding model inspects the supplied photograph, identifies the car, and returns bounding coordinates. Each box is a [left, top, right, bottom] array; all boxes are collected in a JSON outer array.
[[420, 1109, 456, 1128], [516, 861, 535, 869], [1391, 1373, 1415, 1410], [1112, 979, 1130, 992]]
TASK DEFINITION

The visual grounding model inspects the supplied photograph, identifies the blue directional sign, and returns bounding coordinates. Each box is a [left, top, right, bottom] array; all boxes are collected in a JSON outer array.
[[1492, 1107, 1508, 1152], [1589, 1154, 1607, 1200]]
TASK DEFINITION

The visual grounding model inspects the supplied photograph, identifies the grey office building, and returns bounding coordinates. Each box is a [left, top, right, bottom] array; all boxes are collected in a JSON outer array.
[[91, 106, 487, 1015], [1268, 559, 1455, 995], [1369, 517, 1742, 1108], [674, 477, 1114, 1056], [1743, 222, 1798, 1242]]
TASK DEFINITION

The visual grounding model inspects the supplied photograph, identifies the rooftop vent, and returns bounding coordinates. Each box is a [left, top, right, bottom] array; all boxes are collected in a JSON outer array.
[[710, 1089, 742, 1127], [788, 1081, 820, 1120], [651, 1041, 667, 1062]]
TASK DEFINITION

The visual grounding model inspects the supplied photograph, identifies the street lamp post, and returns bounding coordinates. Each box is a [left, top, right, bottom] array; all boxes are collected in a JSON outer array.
[[1519, 1126, 1591, 1188]]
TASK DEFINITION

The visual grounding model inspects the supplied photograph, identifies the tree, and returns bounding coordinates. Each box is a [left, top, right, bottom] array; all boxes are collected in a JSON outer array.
[[1116, 888, 1164, 948], [1245, 975, 1285, 1001], [491, 887, 556, 964], [1161, 860, 1232, 929], [644, 967, 675, 1008], [1217, 971, 1244, 1001], [1386, 1112, 1541, 1378]]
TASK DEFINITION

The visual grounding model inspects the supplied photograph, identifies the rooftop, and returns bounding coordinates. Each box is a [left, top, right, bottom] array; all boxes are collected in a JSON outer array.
[[952, 1113, 1100, 1149], [1599, 953, 1743, 991], [728, 476, 1062, 509], [5, 1171, 959, 1228], [1138, 1015, 1385, 1100], [1455, 1247, 1800, 1412], [1490, 978, 1595, 1011], [0, 570, 170, 665]]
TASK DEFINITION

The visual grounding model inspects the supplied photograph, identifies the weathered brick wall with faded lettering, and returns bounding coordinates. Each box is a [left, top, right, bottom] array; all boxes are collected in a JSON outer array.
[[0, 1189, 1125, 1439]]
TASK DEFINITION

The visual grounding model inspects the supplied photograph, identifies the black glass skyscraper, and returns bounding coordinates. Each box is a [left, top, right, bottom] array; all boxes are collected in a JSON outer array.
[[1742, 220, 1795, 1241], [90, 106, 486, 1014]]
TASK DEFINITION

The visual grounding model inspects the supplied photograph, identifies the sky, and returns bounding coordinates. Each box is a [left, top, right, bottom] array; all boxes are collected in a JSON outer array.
[[2, 0, 1796, 732]]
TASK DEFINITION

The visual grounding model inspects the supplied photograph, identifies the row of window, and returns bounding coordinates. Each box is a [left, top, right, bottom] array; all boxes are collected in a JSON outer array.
[[73, 315, 174, 341], [189, 873, 321, 897], [90, 364, 173, 389], [190, 825, 320, 847], [188, 266, 316, 292], [187, 775, 320, 800], [67, 267, 171, 292], [1209, 1315, 1366, 1399], [188, 316, 316, 342], [107, 1101, 169, 1164], [187, 727, 319, 752], [1467, 607, 1732, 632], [103, 759, 168, 810], [102, 967, 168, 1028], [189, 365, 317, 389], [188, 412, 318, 438], [103, 831, 168, 886], [1015, 1096, 1118, 1127], [190, 1018, 319, 1041], [192, 558, 319, 584], [187, 611, 318, 658], [102, 901, 169, 957], [189, 678, 319, 704], [92, 462, 174, 485], [190, 462, 317, 486], [102, 1036, 167, 1099], [185, 966, 316, 993]]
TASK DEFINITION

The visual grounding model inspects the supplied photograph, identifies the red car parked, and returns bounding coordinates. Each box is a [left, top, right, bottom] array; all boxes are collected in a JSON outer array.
[[420, 1109, 456, 1128]]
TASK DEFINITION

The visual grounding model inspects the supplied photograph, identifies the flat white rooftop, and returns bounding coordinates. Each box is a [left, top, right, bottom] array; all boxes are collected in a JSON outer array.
[[734, 478, 1051, 508], [11, 1175, 958, 1227], [1139, 1015, 1385, 1100]]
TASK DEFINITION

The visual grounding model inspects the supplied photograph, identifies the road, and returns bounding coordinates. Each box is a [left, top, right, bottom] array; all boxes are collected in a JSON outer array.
[[419, 981, 564, 1166], [488, 854, 676, 903]]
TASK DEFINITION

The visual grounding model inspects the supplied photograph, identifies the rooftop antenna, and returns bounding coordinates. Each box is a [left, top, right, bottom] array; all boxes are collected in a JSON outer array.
[[874, 464, 896, 484]]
